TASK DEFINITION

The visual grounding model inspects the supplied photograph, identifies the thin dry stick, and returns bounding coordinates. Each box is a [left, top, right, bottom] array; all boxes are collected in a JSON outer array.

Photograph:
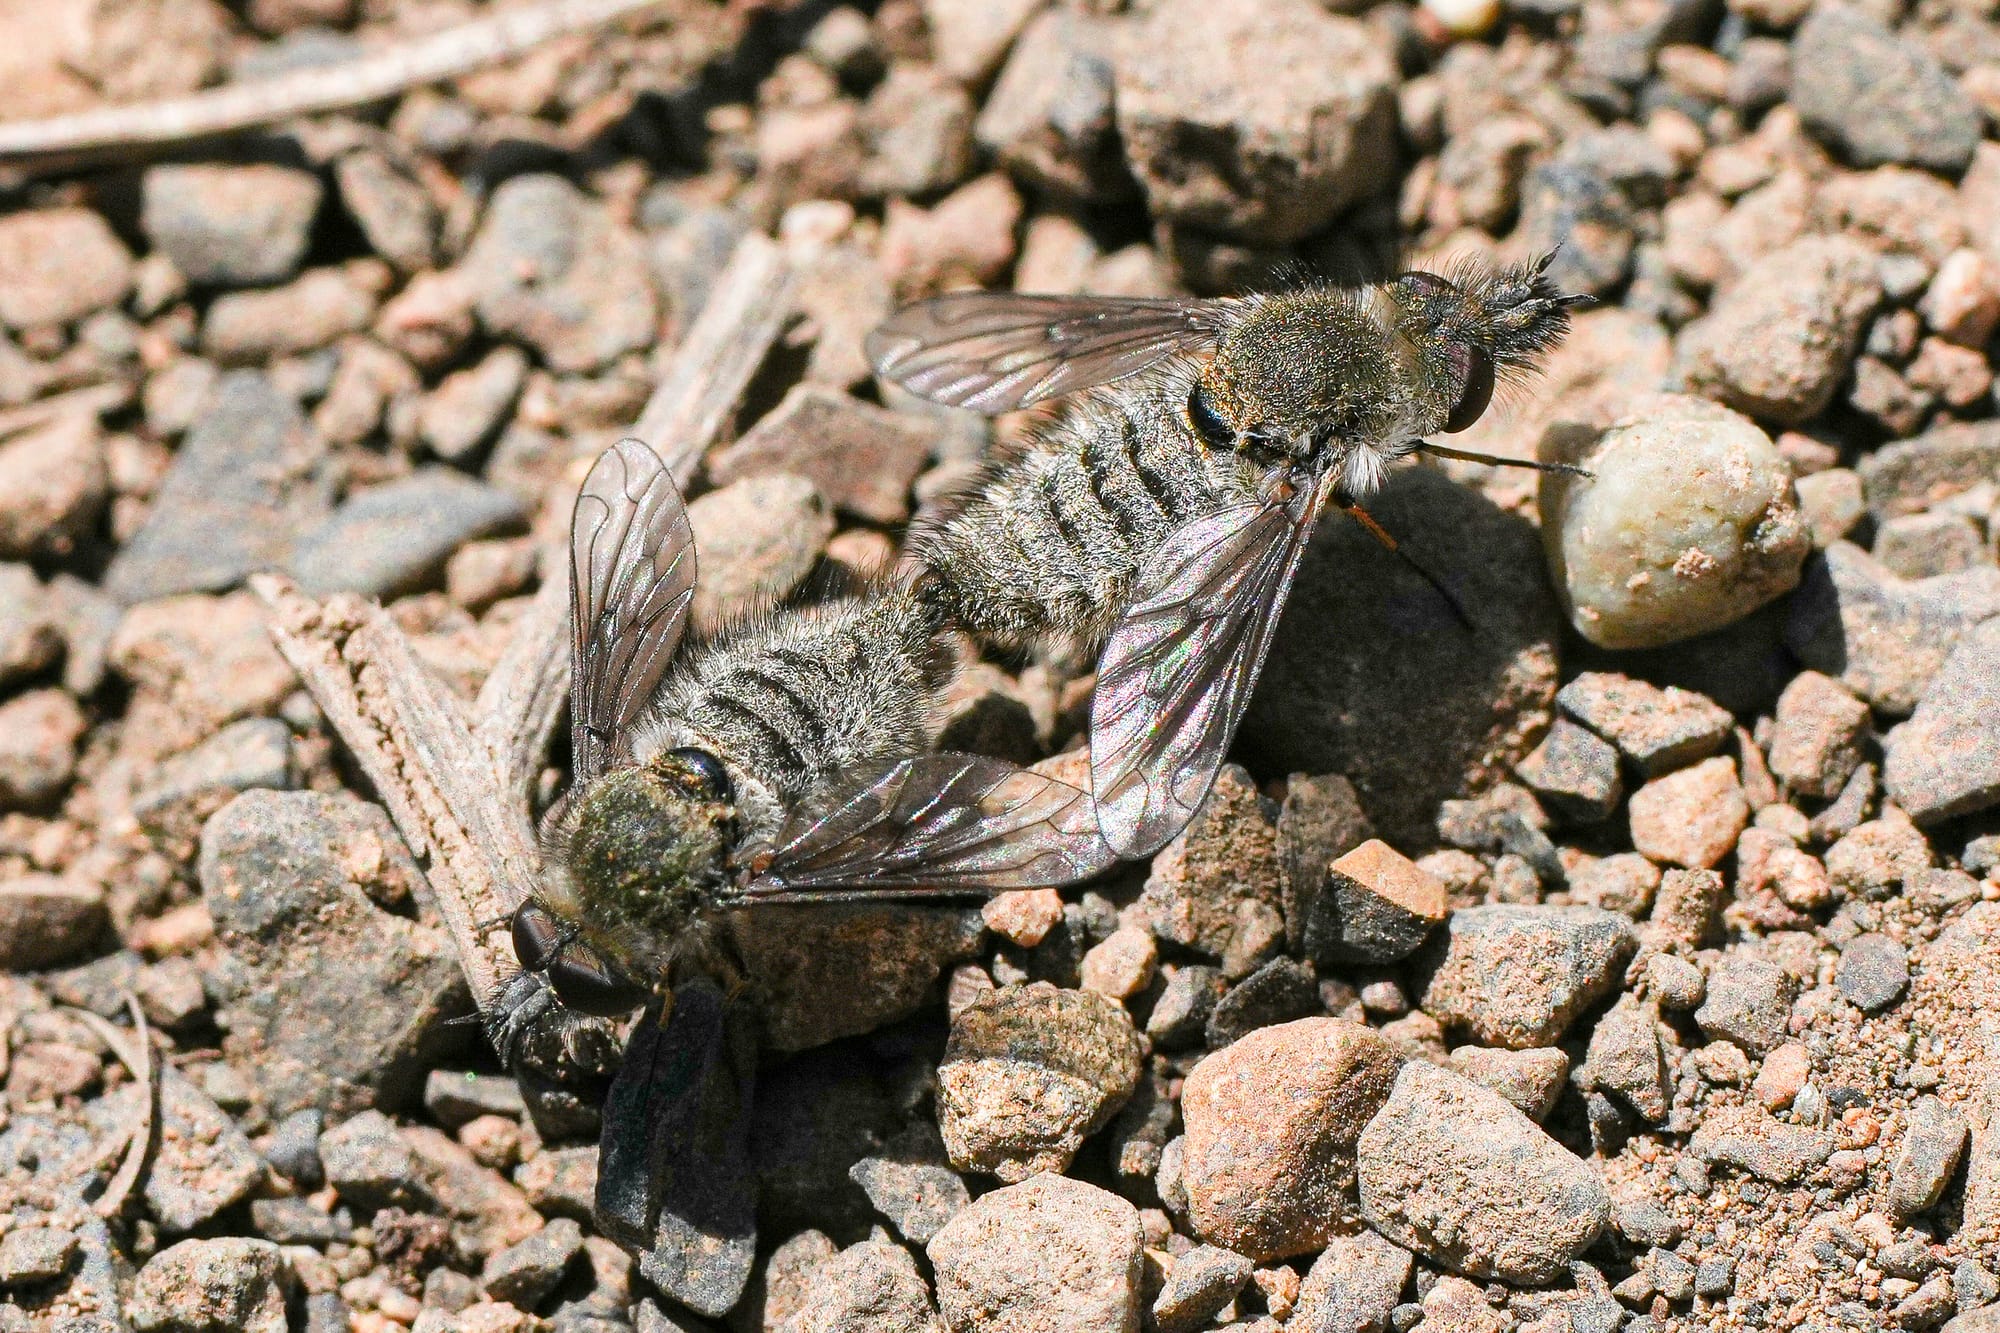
[[0, 0, 672, 165], [70, 997, 156, 1220], [254, 235, 796, 1047]]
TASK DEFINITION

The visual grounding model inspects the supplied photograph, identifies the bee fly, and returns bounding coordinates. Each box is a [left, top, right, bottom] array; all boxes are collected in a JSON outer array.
[[869, 255, 1586, 860], [488, 437, 1117, 1066]]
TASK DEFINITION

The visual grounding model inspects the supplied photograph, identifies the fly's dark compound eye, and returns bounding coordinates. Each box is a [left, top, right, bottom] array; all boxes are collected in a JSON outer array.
[[666, 747, 733, 803], [546, 950, 649, 1017], [510, 902, 562, 973], [1187, 384, 1233, 448], [1443, 347, 1496, 434]]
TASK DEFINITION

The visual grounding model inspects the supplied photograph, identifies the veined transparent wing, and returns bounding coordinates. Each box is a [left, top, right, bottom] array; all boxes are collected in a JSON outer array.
[[570, 439, 697, 782], [1089, 479, 1328, 858], [741, 752, 1116, 897], [866, 291, 1232, 414]]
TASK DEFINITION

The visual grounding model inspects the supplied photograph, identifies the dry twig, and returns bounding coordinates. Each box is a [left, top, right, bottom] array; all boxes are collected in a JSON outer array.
[[0, 0, 674, 169], [70, 997, 157, 1221], [252, 235, 795, 1065]]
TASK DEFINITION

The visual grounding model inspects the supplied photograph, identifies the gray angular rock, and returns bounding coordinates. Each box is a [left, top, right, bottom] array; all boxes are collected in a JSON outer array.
[[1859, 421, 2000, 520], [1206, 956, 1319, 1048], [201, 267, 377, 363], [1179, 1017, 1402, 1261], [482, 1217, 584, 1311], [1836, 932, 1909, 1012], [0, 1226, 77, 1287], [289, 469, 524, 598], [1556, 672, 1733, 777], [1420, 905, 1639, 1049], [929, 1174, 1142, 1333], [333, 148, 438, 275], [248, 1197, 345, 1246], [1294, 1230, 1412, 1333], [318, 1108, 427, 1210], [198, 789, 466, 1115], [107, 371, 328, 603], [1786, 542, 2000, 715], [1114, 0, 1396, 246], [848, 1125, 971, 1245], [1886, 618, 2000, 822], [141, 163, 323, 287], [1792, 4, 1982, 172], [1888, 1096, 1970, 1221], [1876, 512, 1987, 580], [1578, 994, 1672, 1122], [1356, 1060, 1611, 1285], [132, 717, 296, 848], [974, 10, 1132, 204], [783, 1240, 941, 1333], [859, 61, 975, 198], [128, 1237, 291, 1333], [1152, 1245, 1253, 1333], [1302, 839, 1448, 966], [1146, 964, 1226, 1051], [108, 1067, 266, 1231], [936, 982, 1142, 1182], [1515, 718, 1624, 823], [734, 901, 985, 1053], [461, 174, 659, 374], [418, 345, 527, 464], [0, 564, 61, 689], [1140, 763, 1285, 964], [0, 688, 85, 810], [1445, 1046, 1570, 1122], [1542, 394, 1810, 649], [1694, 955, 1798, 1056], [1688, 1110, 1835, 1183]]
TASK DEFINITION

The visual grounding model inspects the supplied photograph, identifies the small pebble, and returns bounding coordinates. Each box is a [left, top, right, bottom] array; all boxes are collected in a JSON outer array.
[[1836, 932, 1910, 1012]]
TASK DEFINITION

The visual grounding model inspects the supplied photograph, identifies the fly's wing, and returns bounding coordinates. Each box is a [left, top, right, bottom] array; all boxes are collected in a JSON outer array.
[[741, 753, 1116, 897], [570, 438, 697, 782], [866, 291, 1231, 413], [1090, 482, 1327, 858]]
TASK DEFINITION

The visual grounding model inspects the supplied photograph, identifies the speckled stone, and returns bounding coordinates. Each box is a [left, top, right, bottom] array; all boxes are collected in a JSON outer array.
[[1178, 1017, 1402, 1261], [1356, 1060, 1611, 1284], [929, 1174, 1143, 1333], [1419, 905, 1638, 1049], [936, 982, 1142, 1182]]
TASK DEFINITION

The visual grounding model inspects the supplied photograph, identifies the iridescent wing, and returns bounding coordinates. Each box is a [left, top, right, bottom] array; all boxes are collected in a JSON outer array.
[[570, 438, 697, 783], [741, 753, 1116, 897], [866, 291, 1232, 413], [1090, 478, 1329, 858]]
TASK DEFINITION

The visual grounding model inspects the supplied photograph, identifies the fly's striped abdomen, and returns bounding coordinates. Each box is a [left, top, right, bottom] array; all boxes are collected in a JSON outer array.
[[641, 590, 946, 806], [913, 370, 1263, 649]]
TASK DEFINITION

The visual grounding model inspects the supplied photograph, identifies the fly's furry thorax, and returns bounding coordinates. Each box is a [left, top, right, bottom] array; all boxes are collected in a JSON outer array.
[[537, 762, 733, 980]]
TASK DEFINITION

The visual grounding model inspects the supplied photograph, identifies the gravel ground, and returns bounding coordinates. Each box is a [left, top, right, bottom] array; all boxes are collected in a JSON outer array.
[[2, 0, 2000, 1330]]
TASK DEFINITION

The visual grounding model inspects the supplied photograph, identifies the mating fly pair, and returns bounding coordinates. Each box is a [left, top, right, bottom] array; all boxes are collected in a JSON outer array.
[[871, 254, 1585, 859]]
